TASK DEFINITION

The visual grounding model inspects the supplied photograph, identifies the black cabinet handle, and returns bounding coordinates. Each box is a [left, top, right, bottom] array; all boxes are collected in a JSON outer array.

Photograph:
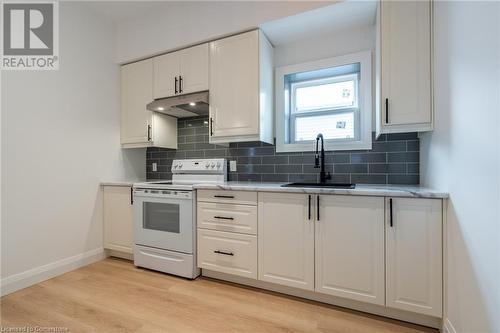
[[174, 76, 178, 94], [210, 117, 214, 136], [130, 187, 133, 205], [214, 250, 234, 256], [214, 216, 234, 220], [179, 76, 183, 93], [317, 195, 320, 221], [308, 195, 311, 220], [214, 195, 234, 199], [385, 98, 389, 123], [389, 198, 393, 227], [147, 125, 152, 141]]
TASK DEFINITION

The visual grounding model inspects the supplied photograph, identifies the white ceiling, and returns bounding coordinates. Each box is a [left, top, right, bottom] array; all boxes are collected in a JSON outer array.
[[83, 1, 173, 22], [83, 1, 334, 24], [83, 0, 377, 58], [260, 0, 377, 46]]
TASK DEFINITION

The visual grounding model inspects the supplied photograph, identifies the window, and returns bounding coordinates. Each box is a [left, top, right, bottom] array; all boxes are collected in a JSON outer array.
[[275, 51, 372, 152]]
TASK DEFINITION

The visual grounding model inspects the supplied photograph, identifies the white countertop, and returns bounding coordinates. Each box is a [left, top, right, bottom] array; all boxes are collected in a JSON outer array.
[[101, 180, 448, 198], [192, 182, 448, 199], [100, 179, 146, 187]]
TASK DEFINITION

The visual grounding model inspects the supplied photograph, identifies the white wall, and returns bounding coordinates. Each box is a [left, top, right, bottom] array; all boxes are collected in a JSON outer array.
[[420, 1, 500, 332], [273, 25, 375, 68], [115, 1, 333, 63], [0, 2, 144, 294], [273, 25, 375, 129]]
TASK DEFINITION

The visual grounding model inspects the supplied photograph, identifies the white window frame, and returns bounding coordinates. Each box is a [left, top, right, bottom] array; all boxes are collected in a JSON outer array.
[[290, 73, 359, 143], [275, 50, 372, 153]]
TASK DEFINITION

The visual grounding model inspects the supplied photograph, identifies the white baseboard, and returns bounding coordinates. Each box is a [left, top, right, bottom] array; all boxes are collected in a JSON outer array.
[[1, 247, 106, 296], [443, 318, 457, 333], [105, 248, 133, 261]]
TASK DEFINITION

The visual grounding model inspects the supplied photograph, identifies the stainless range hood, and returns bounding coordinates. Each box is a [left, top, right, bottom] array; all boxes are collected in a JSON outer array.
[[146, 91, 209, 118]]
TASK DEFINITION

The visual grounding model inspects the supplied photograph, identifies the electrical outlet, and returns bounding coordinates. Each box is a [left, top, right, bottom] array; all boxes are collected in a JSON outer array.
[[229, 160, 237, 172], [152, 163, 157, 172]]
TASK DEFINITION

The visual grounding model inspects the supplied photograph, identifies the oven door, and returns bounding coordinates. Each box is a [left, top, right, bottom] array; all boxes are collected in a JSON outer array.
[[133, 189, 193, 254]]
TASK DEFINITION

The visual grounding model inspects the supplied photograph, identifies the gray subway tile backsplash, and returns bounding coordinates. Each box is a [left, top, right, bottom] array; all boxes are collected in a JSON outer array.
[[146, 116, 420, 184], [334, 164, 368, 174], [388, 174, 420, 185]]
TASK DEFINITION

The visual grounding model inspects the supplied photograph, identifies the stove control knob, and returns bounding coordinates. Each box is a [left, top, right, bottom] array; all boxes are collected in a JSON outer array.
[[205, 162, 210, 168], [173, 164, 178, 169], [216, 162, 221, 169], [178, 163, 183, 168], [210, 162, 216, 168]]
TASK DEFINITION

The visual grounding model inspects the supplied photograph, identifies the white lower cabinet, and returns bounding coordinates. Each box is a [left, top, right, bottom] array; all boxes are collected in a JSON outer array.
[[197, 229, 257, 279], [103, 185, 134, 254], [257, 192, 314, 291], [197, 190, 444, 320], [386, 197, 442, 317], [315, 195, 385, 305]]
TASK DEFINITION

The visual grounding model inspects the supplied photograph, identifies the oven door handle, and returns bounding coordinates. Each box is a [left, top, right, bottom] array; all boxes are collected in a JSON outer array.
[[132, 193, 193, 201]]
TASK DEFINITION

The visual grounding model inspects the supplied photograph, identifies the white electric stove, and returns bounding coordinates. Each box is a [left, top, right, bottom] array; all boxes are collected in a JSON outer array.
[[132, 159, 226, 279]]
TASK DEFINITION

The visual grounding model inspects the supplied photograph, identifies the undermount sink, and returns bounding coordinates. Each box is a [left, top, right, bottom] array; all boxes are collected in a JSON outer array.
[[282, 182, 356, 189]]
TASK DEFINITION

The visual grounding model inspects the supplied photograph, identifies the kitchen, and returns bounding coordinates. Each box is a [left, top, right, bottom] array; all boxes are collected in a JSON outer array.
[[1, 1, 499, 333]]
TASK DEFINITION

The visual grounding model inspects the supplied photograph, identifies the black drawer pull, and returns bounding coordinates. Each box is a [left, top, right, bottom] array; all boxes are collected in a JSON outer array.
[[214, 216, 234, 220], [317, 195, 320, 221], [385, 98, 389, 123], [308, 195, 311, 220], [214, 250, 234, 256], [214, 195, 234, 199], [389, 198, 393, 227]]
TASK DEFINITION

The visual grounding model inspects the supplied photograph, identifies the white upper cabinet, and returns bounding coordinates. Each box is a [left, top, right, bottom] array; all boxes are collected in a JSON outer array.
[[315, 195, 385, 305], [376, 0, 433, 135], [153, 51, 180, 99], [386, 197, 442, 317], [209, 30, 273, 144], [153, 43, 209, 99], [121, 59, 154, 146], [258, 192, 315, 291], [178, 44, 209, 95], [121, 59, 177, 149]]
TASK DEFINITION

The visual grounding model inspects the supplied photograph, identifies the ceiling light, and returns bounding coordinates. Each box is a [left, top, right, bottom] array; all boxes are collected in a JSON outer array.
[[157, 107, 164, 111], [189, 102, 196, 106]]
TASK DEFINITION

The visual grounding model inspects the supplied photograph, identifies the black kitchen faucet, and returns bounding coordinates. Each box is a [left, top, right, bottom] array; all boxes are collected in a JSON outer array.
[[315, 133, 332, 183]]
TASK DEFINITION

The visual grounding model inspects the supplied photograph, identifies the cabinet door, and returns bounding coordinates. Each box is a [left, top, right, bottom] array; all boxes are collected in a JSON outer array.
[[209, 30, 260, 138], [179, 43, 209, 95], [153, 52, 180, 99], [380, 0, 432, 129], [103, 186, 134, 254], [315, 195, 385, 305], [258, 192, 314, 291], [386, 197, 442, 317], [121, 59, 153, 145]]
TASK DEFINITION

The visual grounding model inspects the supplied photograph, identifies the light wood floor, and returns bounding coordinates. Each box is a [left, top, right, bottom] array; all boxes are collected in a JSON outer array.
[[1, 258, 438, 333]]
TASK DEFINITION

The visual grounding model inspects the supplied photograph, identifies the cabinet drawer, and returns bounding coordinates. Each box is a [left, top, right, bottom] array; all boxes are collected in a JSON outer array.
[[197, 189, 257, 205], [198, 202, 257, 235], [197, 229, 257, 279]]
